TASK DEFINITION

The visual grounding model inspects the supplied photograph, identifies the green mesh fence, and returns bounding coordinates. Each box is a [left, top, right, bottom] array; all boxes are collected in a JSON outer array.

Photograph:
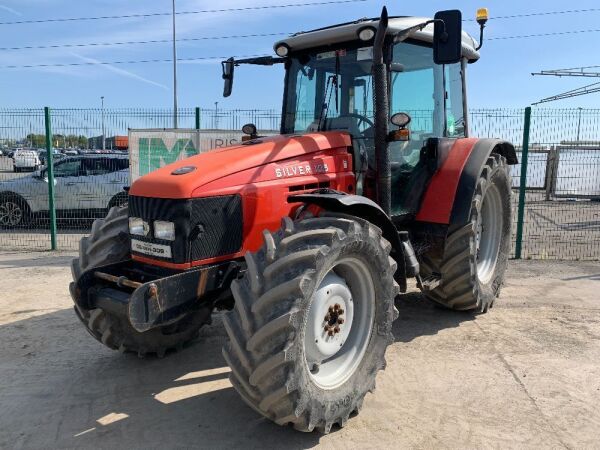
[[0, 107, 598, 260]]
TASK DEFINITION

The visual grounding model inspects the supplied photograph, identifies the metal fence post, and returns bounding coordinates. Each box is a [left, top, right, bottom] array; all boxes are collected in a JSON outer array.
[[514, 106, 531, 259], [44, 106, 58, 250], [195, 107, 200, 130]]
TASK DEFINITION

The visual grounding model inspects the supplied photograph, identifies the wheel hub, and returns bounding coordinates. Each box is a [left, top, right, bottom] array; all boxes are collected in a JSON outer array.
[[0, 201, 22, 226], [303, 257, 375, 390], [305, 272, 354, 364], [476, 183, 502, 283], [324, 303, 345, 336]]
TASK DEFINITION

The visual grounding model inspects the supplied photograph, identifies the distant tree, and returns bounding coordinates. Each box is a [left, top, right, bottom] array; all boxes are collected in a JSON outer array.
[[26, 133, 46, 148], [77, 135, 88, 149]]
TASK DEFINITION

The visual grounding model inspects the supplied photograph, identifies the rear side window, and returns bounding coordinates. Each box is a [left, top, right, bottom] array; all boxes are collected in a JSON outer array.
[[101, 158, 129, 173], [54, 160, 83, 177], [445, 62, 466, 137], [80, 157, 128, 175]]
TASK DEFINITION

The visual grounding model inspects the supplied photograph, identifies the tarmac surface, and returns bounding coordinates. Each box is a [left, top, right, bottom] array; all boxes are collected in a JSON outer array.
[[1, 252, 599, 449]]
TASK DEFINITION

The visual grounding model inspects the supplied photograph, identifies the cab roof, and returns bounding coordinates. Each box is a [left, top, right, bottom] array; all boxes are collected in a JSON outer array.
[[275, 16, 480, 63]]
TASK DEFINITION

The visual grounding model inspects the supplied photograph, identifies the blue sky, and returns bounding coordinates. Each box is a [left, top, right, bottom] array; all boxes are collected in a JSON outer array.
[[0, 0, 599, 109]]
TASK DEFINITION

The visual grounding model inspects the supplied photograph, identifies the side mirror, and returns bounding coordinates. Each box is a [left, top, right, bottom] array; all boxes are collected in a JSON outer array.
[[433, 10, 462, 65], [222, 58, 235, 98]]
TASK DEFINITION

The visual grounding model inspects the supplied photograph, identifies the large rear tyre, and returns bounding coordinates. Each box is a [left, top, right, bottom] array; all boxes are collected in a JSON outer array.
[[70, 205, 210, 357], [223, 214, 399, 433], [420, 153, 512, 313]]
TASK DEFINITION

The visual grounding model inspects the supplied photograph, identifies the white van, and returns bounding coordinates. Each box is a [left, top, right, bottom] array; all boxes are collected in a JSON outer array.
[[13, 149, 41, 172]]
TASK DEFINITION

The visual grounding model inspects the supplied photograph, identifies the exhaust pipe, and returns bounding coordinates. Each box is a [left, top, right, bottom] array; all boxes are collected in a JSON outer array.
[[372, 6, 391, 216]]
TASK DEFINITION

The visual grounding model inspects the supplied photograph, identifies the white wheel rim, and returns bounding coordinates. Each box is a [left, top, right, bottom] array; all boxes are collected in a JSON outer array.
[[0, 201, 23, 226], [476, 183, 502, 283], [304, 257, 375, 389]]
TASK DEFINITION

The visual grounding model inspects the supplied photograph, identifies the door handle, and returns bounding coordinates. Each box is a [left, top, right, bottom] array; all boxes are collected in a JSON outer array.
[[65, 182, 76, 186]]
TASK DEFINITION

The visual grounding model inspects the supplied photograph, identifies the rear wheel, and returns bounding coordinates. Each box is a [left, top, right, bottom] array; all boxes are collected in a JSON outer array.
[[223, 214, 399, 433], [70, 205, 210, 357], [420, 153, 512, 312], [0, 194, 29, 228]]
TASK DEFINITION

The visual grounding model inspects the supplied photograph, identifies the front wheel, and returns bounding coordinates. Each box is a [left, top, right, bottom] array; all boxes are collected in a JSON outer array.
[[420, 153, 512, 312], [223, 214, 399, 433]]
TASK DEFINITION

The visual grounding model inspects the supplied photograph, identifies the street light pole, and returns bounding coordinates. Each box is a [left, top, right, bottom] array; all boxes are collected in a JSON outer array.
[[576, 107, 583, 142], [172, 0, 178, 129], [101, 96, 105, 150], [214, 101, 218, 129]]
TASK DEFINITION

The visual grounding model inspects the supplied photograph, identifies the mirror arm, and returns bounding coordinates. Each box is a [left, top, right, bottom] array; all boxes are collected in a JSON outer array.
[[232, 56, 286, 66]]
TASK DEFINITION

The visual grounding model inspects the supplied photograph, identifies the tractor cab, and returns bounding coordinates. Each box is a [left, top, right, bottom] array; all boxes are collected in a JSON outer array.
[[222, 10, 485, 216]]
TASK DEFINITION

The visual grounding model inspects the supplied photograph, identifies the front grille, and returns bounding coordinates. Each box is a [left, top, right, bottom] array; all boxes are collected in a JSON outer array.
[[129, 195, 243, 264]]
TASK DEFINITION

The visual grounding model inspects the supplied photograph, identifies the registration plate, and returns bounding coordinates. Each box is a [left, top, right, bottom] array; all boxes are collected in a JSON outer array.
[[131, 239, 172, 258]]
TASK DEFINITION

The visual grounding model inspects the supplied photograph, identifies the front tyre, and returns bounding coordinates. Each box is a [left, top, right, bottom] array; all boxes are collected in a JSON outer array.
[[70, 206, 210, 357], [223, 214, 399, 433], [420, 153, 512, 312]]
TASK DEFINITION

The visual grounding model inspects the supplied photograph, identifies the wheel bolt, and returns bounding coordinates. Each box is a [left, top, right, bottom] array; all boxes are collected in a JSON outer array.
[[328, 306, 334, 313], [338, 318, 344, 324], [334, 326, 340, 333], [328, 330, 334, 336], [334, 303, 340, 310], [324, 314, 331, 321], [338, 308, 344, 315], [324, 325, 330, 332]]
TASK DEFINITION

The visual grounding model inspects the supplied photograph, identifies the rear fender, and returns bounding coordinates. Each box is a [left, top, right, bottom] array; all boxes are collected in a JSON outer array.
[[416, 138, 517, 227], [289, 192, 408, 292]]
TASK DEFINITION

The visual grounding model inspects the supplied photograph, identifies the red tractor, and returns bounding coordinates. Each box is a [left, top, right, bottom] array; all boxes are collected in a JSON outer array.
[[70, 7, 515, 432]]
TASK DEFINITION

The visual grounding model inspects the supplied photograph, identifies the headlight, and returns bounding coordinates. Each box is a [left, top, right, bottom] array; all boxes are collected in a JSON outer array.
[[154, 220, 175, 241], [357, 26, 376, 41], [129, 217, 148, 236], [275, 44, 289, 57]]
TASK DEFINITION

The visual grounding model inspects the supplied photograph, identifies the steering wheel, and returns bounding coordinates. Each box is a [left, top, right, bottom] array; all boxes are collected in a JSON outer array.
[[336, 113, 374, 132]]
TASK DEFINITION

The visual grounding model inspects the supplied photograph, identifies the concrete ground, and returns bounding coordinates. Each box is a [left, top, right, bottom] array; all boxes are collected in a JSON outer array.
[[0, 252, 599, 449]]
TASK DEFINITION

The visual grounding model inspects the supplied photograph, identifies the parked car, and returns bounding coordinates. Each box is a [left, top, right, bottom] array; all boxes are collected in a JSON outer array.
[[13, 149, 41, 172], [37, 149, 64, 166], [0, 154, 130, 227]]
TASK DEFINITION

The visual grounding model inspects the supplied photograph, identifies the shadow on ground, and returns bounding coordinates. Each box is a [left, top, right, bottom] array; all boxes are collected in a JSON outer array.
[[1, 290, 475, 448], [393, 291, 476, 343], [0, 309, 321, 448]]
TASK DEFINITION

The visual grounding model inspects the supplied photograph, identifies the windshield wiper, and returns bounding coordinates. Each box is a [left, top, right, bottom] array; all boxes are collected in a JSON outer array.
[[317, 52, 340, 131]]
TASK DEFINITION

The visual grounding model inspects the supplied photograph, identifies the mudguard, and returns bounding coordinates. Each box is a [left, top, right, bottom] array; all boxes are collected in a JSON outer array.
[[416, 138, 517, 227], [288, 192, 408, 292]]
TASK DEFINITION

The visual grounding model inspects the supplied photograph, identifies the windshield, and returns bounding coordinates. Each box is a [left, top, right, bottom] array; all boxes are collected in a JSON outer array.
[[282, 46, 375, 138], [281, 42, 450, 140]]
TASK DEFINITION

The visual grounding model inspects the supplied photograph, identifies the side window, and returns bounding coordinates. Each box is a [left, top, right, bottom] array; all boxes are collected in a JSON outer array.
[[83, 158, 109, 176], [445, 62, 465, 137], [53, 160, 82, 178], [390, 42, 445, 139], [101, 158, 129, 173]]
